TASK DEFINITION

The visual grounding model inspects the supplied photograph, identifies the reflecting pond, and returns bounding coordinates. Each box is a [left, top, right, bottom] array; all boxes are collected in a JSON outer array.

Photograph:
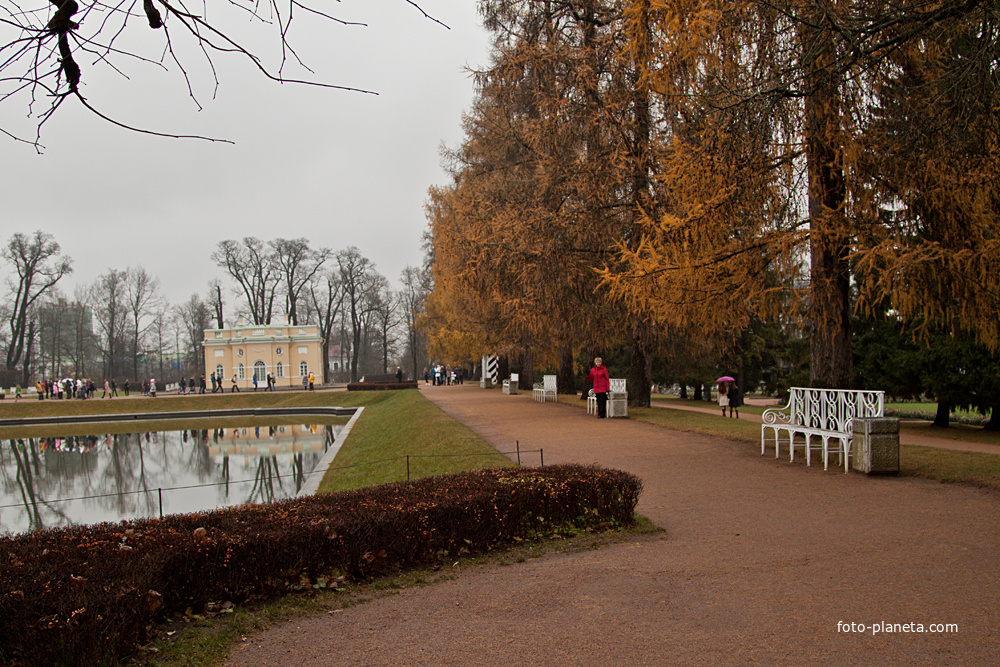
[[0, 421, 344, 535]]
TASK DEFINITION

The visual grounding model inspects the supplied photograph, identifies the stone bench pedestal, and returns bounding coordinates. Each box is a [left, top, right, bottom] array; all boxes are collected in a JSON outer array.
[[851, 417, 900, 475]]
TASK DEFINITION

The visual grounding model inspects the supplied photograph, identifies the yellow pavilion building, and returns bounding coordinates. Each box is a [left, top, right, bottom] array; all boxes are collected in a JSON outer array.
[[203, 317, 324, 389]]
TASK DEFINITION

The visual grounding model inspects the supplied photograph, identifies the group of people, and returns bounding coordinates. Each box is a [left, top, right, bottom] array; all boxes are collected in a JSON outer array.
[[28, 378, 131, 400], [425, 364, 463, 385], [717, 381, 742, 418]]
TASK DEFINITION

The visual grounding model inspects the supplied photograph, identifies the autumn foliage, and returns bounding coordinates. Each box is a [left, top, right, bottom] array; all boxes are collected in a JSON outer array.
[[423, 1, 1000, 392], [0, 465, 641, 667]]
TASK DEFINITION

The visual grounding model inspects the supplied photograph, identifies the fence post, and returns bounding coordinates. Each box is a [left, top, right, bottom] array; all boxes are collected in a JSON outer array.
[[158, 488, 163, 518], [516, 440, 521, 466], [540, 449, 543, 467], [406, 455, 410, 481]]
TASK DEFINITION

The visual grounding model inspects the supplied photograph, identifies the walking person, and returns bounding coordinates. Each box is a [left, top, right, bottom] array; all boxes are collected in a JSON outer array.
[[103, 379, 110, 398], [149, 378, 157, 397], [728, 382, 741, 419], [200, 376, 206, 394], [308, 371, 315, 390], [231, 374, 241, 392], [586, 357, 611, 419], [124, 378, 130, 396], [110, 379, 118, 397], [252, 374, 259, 392], [718, 382, 729, 417]]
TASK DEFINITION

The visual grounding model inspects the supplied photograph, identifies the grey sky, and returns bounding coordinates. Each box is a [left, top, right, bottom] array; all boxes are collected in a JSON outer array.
[[2, 1, 489, 309]]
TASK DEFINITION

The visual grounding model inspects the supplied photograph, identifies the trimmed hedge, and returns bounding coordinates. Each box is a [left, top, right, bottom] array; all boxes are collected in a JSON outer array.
[[347, 381, 419, 391], [0, 465, 641, 667]]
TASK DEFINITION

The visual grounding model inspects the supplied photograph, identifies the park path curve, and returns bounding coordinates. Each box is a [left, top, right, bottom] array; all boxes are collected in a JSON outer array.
[[226, 384, 999, 666]]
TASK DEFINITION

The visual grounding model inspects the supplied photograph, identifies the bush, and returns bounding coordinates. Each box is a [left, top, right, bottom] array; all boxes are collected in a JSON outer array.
[[347, 381, 419, 391], [0, 465, 641, 667]]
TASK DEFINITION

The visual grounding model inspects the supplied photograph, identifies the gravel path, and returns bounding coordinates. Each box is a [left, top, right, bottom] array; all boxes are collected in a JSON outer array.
[[226, 384, 999, 666]]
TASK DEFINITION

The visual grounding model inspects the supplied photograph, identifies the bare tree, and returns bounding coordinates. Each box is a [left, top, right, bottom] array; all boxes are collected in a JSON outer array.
[[371, 278, 399, 374], [212, 238, 279, 325], [90, 269, 129, 381], [399, 265, 429, 381], [308, 268, 344, 384], [271, 238, 331, 325], [176, 294, 212, 376], [124, 267, 162, 383], [337, 246, 382, 382], [207, 279, 225, 329], [3, 231, 72, 384], [1, 2, 449, 147]]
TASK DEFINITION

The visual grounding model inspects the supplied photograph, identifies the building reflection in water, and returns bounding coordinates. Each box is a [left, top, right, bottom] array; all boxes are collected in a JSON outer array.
[[0, 423, 339, 535]]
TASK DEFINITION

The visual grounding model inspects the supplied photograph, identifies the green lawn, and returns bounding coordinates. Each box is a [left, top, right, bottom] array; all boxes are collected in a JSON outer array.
[[316, 389, 516, 493], [561, 393, 1000, 492]]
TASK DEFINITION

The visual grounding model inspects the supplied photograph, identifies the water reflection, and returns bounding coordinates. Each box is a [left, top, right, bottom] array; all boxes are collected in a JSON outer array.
[[0, 423, 339, 535]]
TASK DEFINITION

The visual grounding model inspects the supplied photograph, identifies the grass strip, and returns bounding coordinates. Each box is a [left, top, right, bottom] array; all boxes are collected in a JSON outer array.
[[317, 389, 516, 493], [562, 394, 1000, 492]]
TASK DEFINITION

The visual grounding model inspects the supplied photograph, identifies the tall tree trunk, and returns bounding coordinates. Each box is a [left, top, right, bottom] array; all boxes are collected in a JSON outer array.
[[932, 401, 951, 428], [629, 321, 653, 408], [516, 346, 534, 391], [804, 8, 852, 389], [21, 319, 35, 387], [498, 356, 510, 383], [557, 338, 575, 395]]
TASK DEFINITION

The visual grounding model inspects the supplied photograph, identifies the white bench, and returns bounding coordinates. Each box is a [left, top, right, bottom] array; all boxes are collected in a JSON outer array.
[[761, 387, 884, 472], [502, 373, 519, 395], [533, 375, 557, 402], [588, 378, 628, 417]]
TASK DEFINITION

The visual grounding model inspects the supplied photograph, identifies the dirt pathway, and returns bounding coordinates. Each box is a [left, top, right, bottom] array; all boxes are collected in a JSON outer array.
[[226, 385, 999, 666]]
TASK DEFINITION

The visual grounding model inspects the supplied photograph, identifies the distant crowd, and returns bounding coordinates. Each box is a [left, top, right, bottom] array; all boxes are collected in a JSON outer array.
[[12, 370, 319, 400], [425, 364, 464, 386]]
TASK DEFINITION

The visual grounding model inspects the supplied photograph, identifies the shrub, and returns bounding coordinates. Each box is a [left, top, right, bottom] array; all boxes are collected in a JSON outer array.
[[347, 382, 418, 391], [0, 465, 641, 667]]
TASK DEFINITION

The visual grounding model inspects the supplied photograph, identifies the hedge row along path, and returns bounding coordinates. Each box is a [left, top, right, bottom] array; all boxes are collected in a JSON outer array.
[[226, 384, 1000, 666]]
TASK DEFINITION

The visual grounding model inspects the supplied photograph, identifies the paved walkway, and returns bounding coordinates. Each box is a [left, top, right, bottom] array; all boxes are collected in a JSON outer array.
[[226, 384, 999, 666]]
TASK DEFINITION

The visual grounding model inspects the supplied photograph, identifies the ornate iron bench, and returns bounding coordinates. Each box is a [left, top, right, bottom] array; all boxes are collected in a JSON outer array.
[[532, 374, 557, 403], [761, 387, 884, 472]]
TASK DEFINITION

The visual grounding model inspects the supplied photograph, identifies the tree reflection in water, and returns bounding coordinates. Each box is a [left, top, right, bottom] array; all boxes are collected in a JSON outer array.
[[0, 423, 338, 535]]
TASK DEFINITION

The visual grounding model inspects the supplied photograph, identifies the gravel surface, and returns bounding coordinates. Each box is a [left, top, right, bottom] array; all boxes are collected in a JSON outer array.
[[225, 384, 999, 666]]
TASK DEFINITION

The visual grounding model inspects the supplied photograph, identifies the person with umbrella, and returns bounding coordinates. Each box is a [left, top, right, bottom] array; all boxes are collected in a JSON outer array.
[[716, 375, 741, 419]]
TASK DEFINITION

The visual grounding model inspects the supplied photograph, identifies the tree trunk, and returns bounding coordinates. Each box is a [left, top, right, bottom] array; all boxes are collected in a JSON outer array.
[[557, 340, 575, 395], [516, 347, 534, 391], [628, 323, 652, 408], [498, 356, 510, 383], [804, 8, 852, 389], [21, 319, 35, 387], [932, 401, 951, 428]]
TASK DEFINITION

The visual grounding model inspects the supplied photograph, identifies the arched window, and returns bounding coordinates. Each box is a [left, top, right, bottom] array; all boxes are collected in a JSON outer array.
[[299, 361, 308, 377], [215, 364, 224, 379], [238, 363, 245, 380], [276, 362, 284, 378], [254, 361, 267, 382]]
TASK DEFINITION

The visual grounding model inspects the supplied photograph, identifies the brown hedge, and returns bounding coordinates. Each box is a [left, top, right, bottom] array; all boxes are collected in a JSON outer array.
[[347, 382, 419, 391], [0, 465, 641, 667]]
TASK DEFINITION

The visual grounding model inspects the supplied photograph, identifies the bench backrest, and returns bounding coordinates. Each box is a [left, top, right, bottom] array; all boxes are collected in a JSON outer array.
[[610, 378, 626, 394], [543, 375, 557, 391], [511, 373, 519, 383], [789, 387, 884, 434]]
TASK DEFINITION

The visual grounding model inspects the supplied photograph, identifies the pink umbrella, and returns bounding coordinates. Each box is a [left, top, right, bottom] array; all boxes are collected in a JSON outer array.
[[716, 376, 735, 383]]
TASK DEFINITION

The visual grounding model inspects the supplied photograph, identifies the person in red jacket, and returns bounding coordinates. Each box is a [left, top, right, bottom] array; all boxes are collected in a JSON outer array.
[[587, 357, 611, 418]]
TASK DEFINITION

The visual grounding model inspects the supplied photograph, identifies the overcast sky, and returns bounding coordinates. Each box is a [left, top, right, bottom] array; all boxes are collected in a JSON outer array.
[[2, 1, 490, 310]]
